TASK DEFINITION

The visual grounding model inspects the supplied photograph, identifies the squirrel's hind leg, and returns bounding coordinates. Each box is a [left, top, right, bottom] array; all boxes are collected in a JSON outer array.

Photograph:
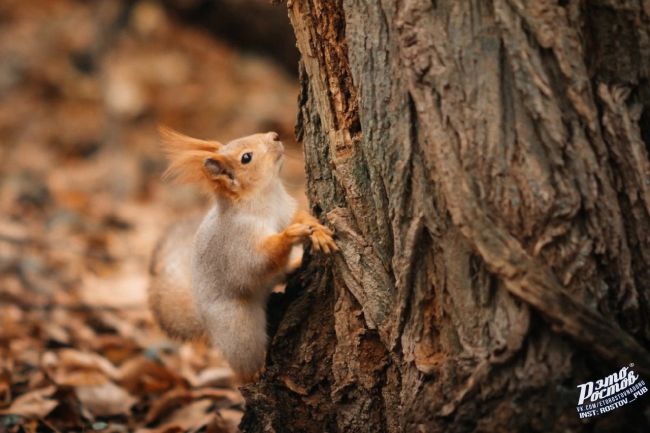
[[202, 298, 268, 383]]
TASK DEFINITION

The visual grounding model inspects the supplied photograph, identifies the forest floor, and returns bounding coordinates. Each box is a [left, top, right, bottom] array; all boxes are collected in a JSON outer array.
[[0, 1, 302, 432]]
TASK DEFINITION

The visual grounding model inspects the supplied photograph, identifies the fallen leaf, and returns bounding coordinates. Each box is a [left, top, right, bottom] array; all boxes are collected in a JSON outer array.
[[144, 387, 242, 425], [143, 388, 193, 425], [219, 408, 243, 432], [193, 367, 234, 388], [139, 398, 217, 433], [81, 268, 148, 308], [75, 382, 137, 417], [0, 386, 58, 418], [117, 355, 183, 394], [43, 349, 119, 387], [0, 358, 13, 405]]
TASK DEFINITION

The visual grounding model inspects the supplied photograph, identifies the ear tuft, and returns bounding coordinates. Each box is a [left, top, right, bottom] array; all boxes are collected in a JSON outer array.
[[158, 125, 222, 154], [158, 126, 226, 194]]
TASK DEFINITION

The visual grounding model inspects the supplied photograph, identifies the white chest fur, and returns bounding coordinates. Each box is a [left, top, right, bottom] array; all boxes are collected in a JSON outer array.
[[190, 181, 296, 301]]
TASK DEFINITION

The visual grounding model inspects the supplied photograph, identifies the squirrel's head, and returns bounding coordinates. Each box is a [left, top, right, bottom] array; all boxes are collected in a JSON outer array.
[[159, 126, 285, 200]]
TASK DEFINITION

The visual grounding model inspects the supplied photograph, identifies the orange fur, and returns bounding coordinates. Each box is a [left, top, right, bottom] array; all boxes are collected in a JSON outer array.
[[292, 210, 338, 253], [159, 125, 222, 153], [258, 223, 311, 275], [158, 126, 229, 196], [257, 211, 337, 276], [293, 210, 322, 227], [158, 126, 284, 201]]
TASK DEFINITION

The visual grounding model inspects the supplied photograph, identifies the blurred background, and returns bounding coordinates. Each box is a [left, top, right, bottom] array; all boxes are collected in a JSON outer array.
[[0, 1, 302, 431]]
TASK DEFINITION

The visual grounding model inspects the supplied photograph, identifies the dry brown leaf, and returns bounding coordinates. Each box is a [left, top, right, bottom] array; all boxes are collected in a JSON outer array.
[[80, 268, 148, 308], [0, 218, 30, 243], [75, 382, 137, 417], [0, 356, 13, 405], [204, 411, 241, 433], [54, 370, 109, 388], [10, 339, 41, 369], [0, 386, 58, 418], [0, 377, 11, 405], [59, 315, 98, 346], [217, 408, 243, 433], [193, 367, 234, 388], [93, 311, 151, 348], [43, 349, 120, 387], [144, 387, 242, 425], [137, 399, 215, 433], [0, 305, 25, 341], [26, 370, 49, 391], [61, 349, 120, 377], [116, 355, 183, 394], [143, 388, 193, 425], [92, 334, 140, 364], [192, 388, 244, 406], [40, 321, 71, 346]]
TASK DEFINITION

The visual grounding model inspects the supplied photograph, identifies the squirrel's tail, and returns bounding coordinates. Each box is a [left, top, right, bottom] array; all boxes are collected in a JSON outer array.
[[148, 216, 205, 341]]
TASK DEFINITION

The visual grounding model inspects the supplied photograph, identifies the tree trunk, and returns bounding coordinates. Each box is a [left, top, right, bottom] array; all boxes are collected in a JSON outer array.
[[242, 1, 650, 432]]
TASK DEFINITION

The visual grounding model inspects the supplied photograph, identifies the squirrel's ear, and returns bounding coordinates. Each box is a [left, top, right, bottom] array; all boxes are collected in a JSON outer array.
[[203, 157, 239, 198], [204, 157, 234, 181]]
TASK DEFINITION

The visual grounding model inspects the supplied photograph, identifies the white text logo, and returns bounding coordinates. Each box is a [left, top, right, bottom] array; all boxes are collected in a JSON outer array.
[[576, 364, 646, 418]]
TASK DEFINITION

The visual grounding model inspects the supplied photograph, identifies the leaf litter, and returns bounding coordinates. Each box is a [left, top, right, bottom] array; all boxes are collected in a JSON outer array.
[[0, 0, 303, 431]]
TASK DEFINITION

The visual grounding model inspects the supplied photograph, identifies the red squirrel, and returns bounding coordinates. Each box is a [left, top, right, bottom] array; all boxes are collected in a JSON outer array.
[[148, 127, 336, 382]]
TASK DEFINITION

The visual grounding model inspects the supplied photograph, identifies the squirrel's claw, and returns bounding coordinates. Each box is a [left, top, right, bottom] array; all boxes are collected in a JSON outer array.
[[309, 224, 337, 254], [310, 233, 322, 251], [289, 212, 337, 253]]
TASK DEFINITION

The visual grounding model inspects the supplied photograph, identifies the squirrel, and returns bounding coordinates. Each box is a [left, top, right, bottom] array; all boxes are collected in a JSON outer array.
[[148, 127, 337, 382]]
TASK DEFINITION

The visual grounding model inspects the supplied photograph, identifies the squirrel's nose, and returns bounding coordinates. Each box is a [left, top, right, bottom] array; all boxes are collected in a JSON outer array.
[[267, 132, 283, 156]]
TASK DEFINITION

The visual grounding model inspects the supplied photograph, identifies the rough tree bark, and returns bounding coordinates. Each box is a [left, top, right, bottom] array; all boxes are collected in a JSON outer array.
[[242, 1, 650, 432]]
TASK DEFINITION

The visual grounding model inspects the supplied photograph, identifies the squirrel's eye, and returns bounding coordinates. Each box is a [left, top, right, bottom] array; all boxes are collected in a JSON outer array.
[[240, 152, 253, 164]]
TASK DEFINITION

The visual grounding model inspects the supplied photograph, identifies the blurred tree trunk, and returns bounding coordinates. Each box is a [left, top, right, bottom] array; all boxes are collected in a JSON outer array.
[[242, 1, 650, 432], [162, 0, 299, 74]]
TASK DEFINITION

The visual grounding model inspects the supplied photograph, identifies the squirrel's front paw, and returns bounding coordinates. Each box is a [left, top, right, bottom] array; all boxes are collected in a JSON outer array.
[[309, 224, 338, 253], [284, 223, 312, 241]]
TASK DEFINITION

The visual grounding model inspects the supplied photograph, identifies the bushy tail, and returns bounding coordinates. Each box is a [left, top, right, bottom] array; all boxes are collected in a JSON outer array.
[[148, 216, 205, 340]]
